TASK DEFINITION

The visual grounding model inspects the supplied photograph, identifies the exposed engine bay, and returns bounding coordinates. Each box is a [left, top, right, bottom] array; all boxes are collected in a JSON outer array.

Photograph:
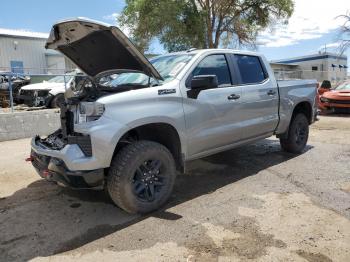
[[36, 70, 152, 156]]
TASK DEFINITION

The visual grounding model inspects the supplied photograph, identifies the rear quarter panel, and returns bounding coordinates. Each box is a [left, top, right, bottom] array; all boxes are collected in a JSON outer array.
[[276, 80, 317, 134]]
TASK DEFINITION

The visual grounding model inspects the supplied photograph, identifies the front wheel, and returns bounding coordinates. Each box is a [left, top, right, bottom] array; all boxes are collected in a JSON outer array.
[[107, 140, 176, 214], [50, 93, 65, 108], [280, 113, 309, 154]]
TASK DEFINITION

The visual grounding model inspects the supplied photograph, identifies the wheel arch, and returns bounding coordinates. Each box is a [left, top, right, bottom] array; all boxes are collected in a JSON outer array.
[[111, 122, 184, 172], [292, 101, 313, 124], [277, 100, 313, 139], [49, 93, 65, 108]]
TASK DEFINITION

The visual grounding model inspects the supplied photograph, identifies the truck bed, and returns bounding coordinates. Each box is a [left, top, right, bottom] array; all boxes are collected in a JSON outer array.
[[276, 79, 318, 135]]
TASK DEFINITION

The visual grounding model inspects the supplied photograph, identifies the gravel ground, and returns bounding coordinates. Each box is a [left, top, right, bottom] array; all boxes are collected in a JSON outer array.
[[0, 115, 350, 262]]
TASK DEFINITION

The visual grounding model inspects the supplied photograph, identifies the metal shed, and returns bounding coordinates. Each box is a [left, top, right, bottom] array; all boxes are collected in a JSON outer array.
[[0, 28, 74, 74]]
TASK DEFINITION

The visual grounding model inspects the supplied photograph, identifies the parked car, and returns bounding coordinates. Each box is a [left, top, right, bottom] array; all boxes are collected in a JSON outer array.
[[319, 80, 350, 112], [18, 71, 87, 108], [318, 80, 332, 95], [316, 80, 331, 110], [28, 18, 317, 214], [0, 72, 31, 107]]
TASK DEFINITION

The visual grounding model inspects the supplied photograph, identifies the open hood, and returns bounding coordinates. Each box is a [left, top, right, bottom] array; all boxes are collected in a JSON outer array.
[[45, 18, 162, 80]]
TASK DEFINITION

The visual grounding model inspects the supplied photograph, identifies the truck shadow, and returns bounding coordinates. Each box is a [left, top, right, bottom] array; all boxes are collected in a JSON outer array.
[[0, 138, 312, 261]]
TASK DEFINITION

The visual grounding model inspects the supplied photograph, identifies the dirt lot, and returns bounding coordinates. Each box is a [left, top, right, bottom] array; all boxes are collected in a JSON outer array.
[[1, 115, 350, 262]]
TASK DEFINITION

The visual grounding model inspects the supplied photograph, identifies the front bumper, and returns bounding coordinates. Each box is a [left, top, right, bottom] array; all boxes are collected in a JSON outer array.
[[31, 136, 93, 170], [30, 144, 104, 189], [30, 111, 128, 187], [18, 90, 53, 107]]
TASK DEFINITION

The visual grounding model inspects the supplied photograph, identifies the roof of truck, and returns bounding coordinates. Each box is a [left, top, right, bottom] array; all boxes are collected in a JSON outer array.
[[158, 49, 264, 57]]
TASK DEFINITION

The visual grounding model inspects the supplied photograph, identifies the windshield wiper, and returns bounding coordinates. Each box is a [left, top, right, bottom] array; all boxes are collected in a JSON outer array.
[[99, 83, 149, 93]]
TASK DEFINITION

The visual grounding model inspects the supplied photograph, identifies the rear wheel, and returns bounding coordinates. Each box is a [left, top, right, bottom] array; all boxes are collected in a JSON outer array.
[[107, 140, 176, 214], [50, 93, 65, 108], [280, 113, 309, 154]]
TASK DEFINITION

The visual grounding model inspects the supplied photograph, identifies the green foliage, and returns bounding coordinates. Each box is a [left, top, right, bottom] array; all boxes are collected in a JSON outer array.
[[119, 0, 294, 52]]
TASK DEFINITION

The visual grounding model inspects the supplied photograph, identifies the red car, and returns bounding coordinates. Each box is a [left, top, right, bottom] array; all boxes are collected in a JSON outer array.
[[319, 81, 350, 112]]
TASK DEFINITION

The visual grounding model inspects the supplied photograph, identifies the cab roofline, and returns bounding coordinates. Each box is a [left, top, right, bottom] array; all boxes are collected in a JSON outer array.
[[160, 49, 264, 57]]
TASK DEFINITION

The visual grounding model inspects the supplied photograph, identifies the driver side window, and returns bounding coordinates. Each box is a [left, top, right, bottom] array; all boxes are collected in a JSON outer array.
[[191, 54, 232, 87]]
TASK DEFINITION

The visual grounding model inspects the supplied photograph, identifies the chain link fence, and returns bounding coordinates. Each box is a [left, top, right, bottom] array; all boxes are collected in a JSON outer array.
[[0, 67, 73, 113], [1, 66, 349, 113]]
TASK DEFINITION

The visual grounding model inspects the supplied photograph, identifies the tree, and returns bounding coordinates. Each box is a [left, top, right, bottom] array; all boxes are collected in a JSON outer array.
[[338, 11, 350, 54], [119, 0, 294, 52]]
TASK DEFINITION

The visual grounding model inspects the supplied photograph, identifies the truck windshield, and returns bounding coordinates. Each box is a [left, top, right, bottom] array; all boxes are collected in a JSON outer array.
[[105, 54, 193, 88]]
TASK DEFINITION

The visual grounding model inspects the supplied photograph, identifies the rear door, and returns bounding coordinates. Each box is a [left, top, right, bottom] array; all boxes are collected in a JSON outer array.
[[232, 54, 279, 140], [182, 53, 243, 158]]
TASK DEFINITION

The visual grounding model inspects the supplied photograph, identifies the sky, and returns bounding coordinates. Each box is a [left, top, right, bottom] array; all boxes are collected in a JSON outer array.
[[1, 0, 349, 70]]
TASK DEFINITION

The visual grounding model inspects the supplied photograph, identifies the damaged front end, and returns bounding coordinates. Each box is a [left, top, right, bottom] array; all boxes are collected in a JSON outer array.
[[29, 17, 164, 189], [31, 130, 104, 189], [29, 148, 104, 189], [30, 84, 106, 189], [18, 89, 53, 107], [37, 108, 93, 156]]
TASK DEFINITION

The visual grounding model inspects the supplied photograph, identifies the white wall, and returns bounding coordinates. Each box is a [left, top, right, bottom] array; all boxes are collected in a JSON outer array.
[[0, 35, 75, 75], [294, 58, 347, 83], [46, 55, 66, 74], [0, 36, 47, 74]]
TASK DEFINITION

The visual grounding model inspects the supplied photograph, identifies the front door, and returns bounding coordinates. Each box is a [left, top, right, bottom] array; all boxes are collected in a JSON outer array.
[[182, 54, 243, 158]]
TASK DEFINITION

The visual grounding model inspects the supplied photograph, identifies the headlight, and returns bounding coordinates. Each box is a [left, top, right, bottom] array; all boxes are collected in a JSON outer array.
[[78, 102, 105, 123], [320, 97, 329, 103]]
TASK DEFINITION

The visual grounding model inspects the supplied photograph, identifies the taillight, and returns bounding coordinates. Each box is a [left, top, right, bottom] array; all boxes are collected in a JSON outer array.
[[25, 156, 34, 162]]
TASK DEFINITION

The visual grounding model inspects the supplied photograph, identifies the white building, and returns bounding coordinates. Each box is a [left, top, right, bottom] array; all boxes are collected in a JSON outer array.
[[271, 52, 348, 83], [0, 28, 75, 75]]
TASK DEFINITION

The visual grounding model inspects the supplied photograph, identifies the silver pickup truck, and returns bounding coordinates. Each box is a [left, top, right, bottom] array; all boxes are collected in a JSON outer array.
[[29, 18, 317, 214]]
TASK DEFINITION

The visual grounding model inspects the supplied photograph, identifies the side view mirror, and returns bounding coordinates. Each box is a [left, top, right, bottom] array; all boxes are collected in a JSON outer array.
[[188, 75, 218, 99], [190, 75, 218, 90]]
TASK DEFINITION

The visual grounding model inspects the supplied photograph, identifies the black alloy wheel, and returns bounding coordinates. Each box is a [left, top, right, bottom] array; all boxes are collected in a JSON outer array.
[[132, 159, 166, 202], [280, 113, 309, 154], [107, 140, 176, 214]]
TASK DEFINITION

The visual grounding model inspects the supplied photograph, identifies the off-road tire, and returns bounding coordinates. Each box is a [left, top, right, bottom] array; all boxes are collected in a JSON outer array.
[[107, 140, 176, 214], [280, 113, 309, 154], [50, 93, 65, 108]]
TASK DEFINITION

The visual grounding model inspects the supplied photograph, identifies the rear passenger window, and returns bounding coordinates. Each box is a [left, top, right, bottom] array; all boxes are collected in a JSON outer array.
[[191, 55, 232, 86], [235, 55, 267, 84]]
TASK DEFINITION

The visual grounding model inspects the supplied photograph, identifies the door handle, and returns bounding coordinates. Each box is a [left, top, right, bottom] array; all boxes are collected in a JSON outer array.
[[267, 90, 276, 96], [227, 94, 240, 100]]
